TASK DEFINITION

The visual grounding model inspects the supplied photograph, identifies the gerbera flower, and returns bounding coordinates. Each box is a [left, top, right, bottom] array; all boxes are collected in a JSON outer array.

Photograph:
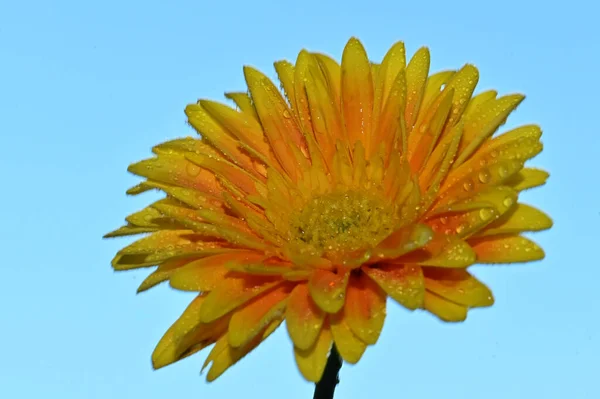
[[106, 37, 552, 382]]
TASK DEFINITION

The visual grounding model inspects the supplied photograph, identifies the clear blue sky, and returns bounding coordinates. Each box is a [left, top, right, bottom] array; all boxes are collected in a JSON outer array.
[[1, 0, 598, 398]]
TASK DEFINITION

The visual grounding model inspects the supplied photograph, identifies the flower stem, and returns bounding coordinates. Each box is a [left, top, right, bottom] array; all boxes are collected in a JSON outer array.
[[313, 344, 343, 399]]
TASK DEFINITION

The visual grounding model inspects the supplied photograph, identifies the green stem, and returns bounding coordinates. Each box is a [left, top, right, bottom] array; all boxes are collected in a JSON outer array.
[[313, 344, 343, 399]]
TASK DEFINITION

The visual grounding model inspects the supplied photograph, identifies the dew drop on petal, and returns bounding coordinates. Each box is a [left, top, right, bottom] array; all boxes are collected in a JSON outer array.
[[186, 163, 201, 177], [503, 196, 514, 207], [478, 170, 490, 184], [497, 165, 508, 178], [463, 180, 474, 192], [479, 208, 494, 221]]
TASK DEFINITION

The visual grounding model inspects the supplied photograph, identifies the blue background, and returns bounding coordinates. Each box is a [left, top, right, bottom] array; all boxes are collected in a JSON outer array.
[[1, 0, 598, 398]]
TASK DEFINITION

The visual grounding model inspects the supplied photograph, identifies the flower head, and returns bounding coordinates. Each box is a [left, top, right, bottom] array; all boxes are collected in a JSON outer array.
[[106, 38, 552, 382]]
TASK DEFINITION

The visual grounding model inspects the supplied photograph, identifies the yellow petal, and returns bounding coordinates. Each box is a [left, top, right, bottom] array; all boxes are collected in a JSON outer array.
[[228, 284, 290, 348], [330, 310, 367, 364], [308, 269, 350, 313], [455, 94, 525, 166], [199, 275, 282, 323], [128, 154, 221, 197], [477, 203, 553, 237], [244, 66, 306, 179], [224, 92, 258, 120], [409, 88, 454, 171], [294, 324, 333, 382], [417, 71, 455, 122], [344, 273, 387, 345], [373, 66, 407, 159], [185, 103, 258, 176], [274, 60, 298, 113], [293, 51, 316, 136], [371, 223, 434, 260], [424, 291, 467, 322], [313, 53, 341, 106], [424, 268, 494, 308], [469, 235, 545, 263], [400, 235, 476, 268], [363, 264, 424, 310], [169, 252, 260, 291], [111, 230, 228, 270], [505, 168, 549, 191], [204, 318, 282, 381], [341, 38, 374, 150], [137, 258, 193, 293], [439, 159, 523, 206], [404, 48, 430, 129], [197, 100, 271, 163], [152, 295, 228, 369], [429, 187, 518, 238], [443, 64, 479, 127], [463, 90, 498, 118], [286, 284, 326, 350]]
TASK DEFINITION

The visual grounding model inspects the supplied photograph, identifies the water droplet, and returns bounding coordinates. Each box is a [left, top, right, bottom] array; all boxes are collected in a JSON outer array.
[[490, 150, 499, 158], [479, 208, 493, 221], [463, 180, 474, 192], [503, 196, 514, 207], [478, 170, 490, 184], [498, 165, 508, 178], [283, 109, 292, 119], [455, 223, 466, 234], [186, 163, 201, 177]]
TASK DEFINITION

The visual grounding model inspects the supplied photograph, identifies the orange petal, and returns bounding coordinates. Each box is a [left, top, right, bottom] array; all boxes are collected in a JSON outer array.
[[424, 268, 494, 307], [468, 235, 545, 263], [169, 251, 263, 291], [228, 284, 290, 348], [330, 310, 367, 364], [286, 284, 326, 350], [199, 275, 282, 323], [294, 324, 333, 382], [424, 291, 467, 322], [363, 264, 424, 310], [404, 47, 430, 130], [344, 273, 387, 345], [341, 38, 374, 150]]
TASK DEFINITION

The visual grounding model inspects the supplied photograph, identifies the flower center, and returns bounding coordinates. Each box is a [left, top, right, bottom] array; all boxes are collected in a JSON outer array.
[[289, 191, 395, 255]]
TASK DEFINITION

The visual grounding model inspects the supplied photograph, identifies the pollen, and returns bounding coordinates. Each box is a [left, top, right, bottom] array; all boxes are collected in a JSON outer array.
[[289, 191, 396, 254]]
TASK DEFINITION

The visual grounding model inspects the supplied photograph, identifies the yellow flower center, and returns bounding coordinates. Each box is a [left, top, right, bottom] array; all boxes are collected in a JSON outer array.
[[289, 191, 395, 255]]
